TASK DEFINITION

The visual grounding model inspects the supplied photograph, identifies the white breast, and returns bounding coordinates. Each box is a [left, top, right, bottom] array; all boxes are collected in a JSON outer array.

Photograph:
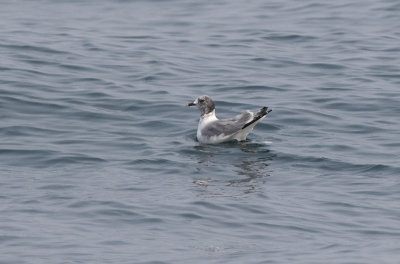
[[197, 110, 219, 143]]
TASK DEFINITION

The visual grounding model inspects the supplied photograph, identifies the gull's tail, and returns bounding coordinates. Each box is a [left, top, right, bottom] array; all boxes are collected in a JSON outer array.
[[242, 107, 272, 129]]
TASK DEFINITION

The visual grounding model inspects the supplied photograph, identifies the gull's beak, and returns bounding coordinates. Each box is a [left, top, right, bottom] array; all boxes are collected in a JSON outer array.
[[186, 103, 196, 107]]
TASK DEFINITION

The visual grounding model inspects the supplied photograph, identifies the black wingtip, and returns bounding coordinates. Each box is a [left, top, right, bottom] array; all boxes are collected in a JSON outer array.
[[241, 106, 272, 129]]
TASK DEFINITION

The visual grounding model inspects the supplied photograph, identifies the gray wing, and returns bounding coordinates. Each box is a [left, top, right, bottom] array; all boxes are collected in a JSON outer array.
[[201, 111, 253, 137]]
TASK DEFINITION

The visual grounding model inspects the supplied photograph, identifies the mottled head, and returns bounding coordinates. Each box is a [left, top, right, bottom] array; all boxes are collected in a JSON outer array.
[[186, 95, 215, 116]]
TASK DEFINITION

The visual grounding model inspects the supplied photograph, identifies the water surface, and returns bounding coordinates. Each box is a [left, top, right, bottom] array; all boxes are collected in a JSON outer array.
[[1, 0, 400, 263]]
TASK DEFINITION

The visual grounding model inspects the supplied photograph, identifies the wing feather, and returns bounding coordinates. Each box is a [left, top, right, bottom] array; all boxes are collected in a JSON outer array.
[[201, 111, 253, 137]]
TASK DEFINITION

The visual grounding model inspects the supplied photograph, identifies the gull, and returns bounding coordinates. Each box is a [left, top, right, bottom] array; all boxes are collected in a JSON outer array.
[[186, 95, 272, 144]]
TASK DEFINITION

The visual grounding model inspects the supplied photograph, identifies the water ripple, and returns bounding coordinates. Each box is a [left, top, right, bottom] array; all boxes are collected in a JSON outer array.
[[1, 0, 400, 263]]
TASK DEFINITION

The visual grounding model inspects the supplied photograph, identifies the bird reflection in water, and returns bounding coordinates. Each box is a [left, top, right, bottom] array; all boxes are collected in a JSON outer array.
[[193, 141, 275, 193]]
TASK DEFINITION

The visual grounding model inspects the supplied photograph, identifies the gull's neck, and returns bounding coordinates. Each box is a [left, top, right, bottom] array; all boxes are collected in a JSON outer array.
[[200, 109, 217, 121]]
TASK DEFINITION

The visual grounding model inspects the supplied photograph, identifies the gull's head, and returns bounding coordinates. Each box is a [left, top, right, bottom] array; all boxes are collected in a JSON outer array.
[[186, 95, 215, 116]]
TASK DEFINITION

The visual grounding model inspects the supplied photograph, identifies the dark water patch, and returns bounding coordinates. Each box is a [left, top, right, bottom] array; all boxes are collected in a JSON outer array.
[[327, 144, 356, 152], [71, 107, 127, 121], [82, 98, 152, 113], [38, 184, 75, 190], [251, 57, 270, 62], [349, 190, 393, 197], [229, 203, 268, 215], [271, 59, 303, 68], [0, 148, 105, 169], [178, 213, 203, 220], [360, 164, 395, 174], [311, 97, 337, 104], [306, 63, 347, 70], [44, 154, 106, 167], [0, 66, 13, 71], [0, 235, 20, 244], [367, 64, 399, 72], [21, 58, 60, 67], [41, 194, 74, 201], [0, 43, 69, 55], [274, 116, 328, 127], [321, 201, 359, 209], [216, 85, 286, 93], [148, 90, 170, 95], [127, 217, 164, 225], [59, 63, 99, 73], [253, 222, 320, 234], [256, 122, 280, 131], [0, 95, 69, 114], [356, 229, 400, 237], [349, 77, 375, 83], [297, 108, 342, 121], [276, 151, 399, 176], [71, 78, 111, 85], [100, 240, 130, 246], [91, 99, 145, 112], [137, 71, 177, 81], [0, 148, 59, 166], [381, 142, 400, 148], [324, 102, 380, 112], [136, 261, 169, 264], [285, 2, 329, 11], [68, 200, 135, 209], [0, 66, 65, 78], [136, 75, 158, 82], [93, 209, 140, 217], [0, 126, 67, 137], [119, 186, 150, 192], [81, 40, 107, 52], [317, 86, 352, 92], [52, 139, 107, 145], [191, 201, 229, 212], [383, 47, 400, 52], [127, 158, 172, 168], [15, 208, 53, 215], [371, 74, 400, 79], [20, 199, 40, 205], [263, 33, 317, 42], [108, 35, 160, 40], [133, 120, 174, 131], [375, 2, 400, 12], [341, 123, 386, 134]]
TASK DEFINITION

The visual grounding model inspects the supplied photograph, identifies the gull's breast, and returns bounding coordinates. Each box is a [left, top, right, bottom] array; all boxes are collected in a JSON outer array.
[[197, 113, 221, 143]]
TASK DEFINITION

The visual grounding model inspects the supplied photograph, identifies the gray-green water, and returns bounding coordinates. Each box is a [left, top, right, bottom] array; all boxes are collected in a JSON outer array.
[[1, 0, 400, 263]]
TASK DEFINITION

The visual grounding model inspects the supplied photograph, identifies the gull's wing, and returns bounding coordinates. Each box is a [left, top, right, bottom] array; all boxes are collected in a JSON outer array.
[[201, 110, 253, 137], [242, 106, 272, 129]]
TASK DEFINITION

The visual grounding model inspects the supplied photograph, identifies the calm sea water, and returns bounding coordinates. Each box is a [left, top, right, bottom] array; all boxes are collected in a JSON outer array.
[[1, 0, 400, 263]]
